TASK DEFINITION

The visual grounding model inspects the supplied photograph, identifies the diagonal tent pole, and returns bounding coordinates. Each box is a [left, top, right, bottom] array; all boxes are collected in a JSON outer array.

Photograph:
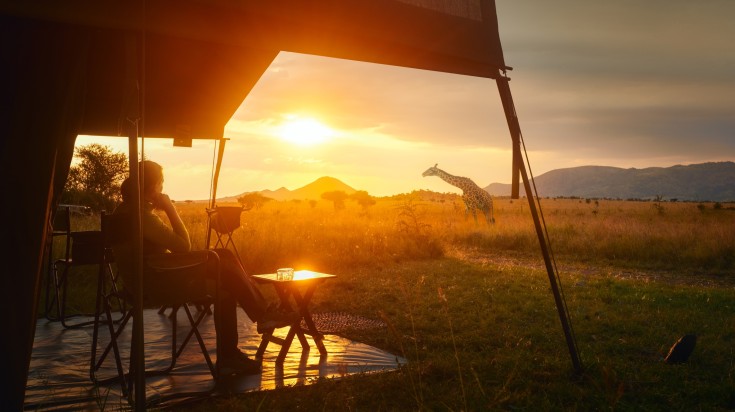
[[496, 75, 583, 374], [206, 137, 227, 250], [210, 137, 227, 210]]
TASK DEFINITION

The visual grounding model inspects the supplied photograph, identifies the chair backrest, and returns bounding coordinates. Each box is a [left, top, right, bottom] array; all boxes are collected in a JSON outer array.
[[51, 205, 72, 261], [52, 205, 71, 235], [100, 211, 131, 249], [68, 231, 104, 265], [207, 206, 243, 234]]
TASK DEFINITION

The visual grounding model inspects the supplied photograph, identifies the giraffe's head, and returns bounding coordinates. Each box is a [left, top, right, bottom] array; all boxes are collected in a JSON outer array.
[[422, 163, 440, 177]]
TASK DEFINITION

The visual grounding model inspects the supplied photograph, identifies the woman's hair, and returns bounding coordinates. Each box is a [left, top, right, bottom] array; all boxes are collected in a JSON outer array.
[[120, 160, 164, 203]]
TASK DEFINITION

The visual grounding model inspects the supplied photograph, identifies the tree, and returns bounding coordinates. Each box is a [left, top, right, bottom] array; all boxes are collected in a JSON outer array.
[[351, 190, 376, 210], [62, 143, 128, 212], [321, 190, 348, 210], [237, 192, 272, 210]]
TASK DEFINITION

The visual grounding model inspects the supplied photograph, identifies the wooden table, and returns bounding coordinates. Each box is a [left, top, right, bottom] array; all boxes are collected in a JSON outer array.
[[252, 270, 336, 363]]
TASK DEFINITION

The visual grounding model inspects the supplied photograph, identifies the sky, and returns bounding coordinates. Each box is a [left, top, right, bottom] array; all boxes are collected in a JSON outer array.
[[77, 0, 735, 201]]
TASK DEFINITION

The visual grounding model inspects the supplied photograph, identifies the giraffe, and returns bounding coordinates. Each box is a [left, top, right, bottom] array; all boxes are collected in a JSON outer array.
[[422, 164, 495, 224]]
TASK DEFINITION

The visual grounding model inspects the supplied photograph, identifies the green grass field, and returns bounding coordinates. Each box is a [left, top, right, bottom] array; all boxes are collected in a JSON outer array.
[[42, 196, 735, 410]]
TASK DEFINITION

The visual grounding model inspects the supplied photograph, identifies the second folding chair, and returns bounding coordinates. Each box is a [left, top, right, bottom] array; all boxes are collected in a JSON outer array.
[[206, 205, 247, 261], [43, 205, 71, 321], [49, 212, 125, 328]]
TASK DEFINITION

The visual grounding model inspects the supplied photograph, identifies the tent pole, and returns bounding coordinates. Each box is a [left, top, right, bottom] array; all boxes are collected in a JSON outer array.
[[127, 129, 146, 408], [496, 76, 583, 374], [124, 24, 146, 409]]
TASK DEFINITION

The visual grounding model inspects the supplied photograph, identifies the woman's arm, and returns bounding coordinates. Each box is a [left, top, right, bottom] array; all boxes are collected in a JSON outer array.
[[147, 193, 191, 253]]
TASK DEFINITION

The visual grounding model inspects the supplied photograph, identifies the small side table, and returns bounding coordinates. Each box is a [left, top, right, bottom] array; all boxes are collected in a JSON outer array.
[[252, 270, 336, 363]]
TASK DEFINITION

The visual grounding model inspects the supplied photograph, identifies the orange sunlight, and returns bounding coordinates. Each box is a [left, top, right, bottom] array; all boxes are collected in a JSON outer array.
[[277, 115, 335, 146]]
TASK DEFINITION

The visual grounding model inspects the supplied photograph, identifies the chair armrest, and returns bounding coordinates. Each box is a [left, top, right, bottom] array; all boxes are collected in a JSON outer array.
[[145, 250, 212, 271]]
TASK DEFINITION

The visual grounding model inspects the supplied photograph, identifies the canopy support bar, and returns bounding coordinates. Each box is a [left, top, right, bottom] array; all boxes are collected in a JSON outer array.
[[206, 137, 227, 250]]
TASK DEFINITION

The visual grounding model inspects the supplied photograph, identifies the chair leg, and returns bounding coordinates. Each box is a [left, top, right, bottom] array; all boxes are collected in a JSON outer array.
[[43, 235, 59, 321], [105, 263, 127, 321], [180, 304, 216, 376], [168, 307, 178, 373], [60, 269, 72, 327], [58, 262, 107, 329], [108, 301, 130, 398], [53, 262, 69, 326], [89, 278, 109, 382], [44, 265, 60, 321], [90, 294, 132, 397]]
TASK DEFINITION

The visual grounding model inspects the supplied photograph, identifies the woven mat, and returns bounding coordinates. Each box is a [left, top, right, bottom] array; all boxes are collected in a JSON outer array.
[[303, 312, 386, 334]]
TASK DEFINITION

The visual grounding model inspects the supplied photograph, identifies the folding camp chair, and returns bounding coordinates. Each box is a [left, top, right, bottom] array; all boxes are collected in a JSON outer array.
[[156, 205, 247, 320], [156, 206, 245, 319], [156, 205, 245, 317], [43, 205, 71, 321], [90, 212, 220, 400], [49, 212, 125, 328], [206, 205, 247, 262]]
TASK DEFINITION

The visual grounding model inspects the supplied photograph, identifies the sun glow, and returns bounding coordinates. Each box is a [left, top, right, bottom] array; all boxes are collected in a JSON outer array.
[[278, 116, 335, 146]]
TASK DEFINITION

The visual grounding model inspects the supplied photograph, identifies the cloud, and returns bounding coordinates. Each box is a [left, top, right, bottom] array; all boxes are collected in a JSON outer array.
[[491, 1, 735, 166], [219, 1, 735, 196]]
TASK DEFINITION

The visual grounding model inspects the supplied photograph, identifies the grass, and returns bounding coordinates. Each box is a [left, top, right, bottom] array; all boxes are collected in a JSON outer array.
[[38, 196, 735, 410]]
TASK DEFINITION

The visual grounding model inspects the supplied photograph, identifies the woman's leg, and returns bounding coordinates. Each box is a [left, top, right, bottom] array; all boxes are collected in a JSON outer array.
[[215, 248, 268, 322], [214, 288, 239, 357], [204, 251, 239, 357]]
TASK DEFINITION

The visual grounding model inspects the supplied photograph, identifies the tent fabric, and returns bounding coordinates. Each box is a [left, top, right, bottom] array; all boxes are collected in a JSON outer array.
[[0, 1, 507, 409], [0, 17, 88, 410], [80, 32, 279, 139], [395, 0, 484, 20], [24, 309, 404, 410]]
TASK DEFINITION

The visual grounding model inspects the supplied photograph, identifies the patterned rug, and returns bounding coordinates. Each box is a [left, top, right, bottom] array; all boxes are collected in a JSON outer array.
[[305, 312, 386, 334]]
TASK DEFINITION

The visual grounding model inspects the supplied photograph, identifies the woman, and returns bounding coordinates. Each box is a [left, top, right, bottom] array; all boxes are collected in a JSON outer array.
[[115, 160, 298, 375]]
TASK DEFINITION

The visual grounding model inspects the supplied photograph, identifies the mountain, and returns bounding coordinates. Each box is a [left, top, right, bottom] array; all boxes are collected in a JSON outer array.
[[484, 162, 735, 202], [226, 176, 357, 202]]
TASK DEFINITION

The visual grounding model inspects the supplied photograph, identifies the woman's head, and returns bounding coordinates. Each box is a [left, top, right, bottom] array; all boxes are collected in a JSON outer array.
[[121, 160, 164, 203]]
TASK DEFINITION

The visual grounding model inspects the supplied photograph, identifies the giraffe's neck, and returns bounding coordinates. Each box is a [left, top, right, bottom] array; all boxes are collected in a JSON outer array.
[[435, 169, 470, 192]]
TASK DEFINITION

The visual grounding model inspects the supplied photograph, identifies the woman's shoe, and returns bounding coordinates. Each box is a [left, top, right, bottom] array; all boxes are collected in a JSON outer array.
[[217, 350, 262, 376]]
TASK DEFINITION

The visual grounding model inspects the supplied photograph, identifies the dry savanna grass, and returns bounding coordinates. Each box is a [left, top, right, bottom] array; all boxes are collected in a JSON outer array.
[[44, 195, 735, 410], [173, 196, 735, 276]]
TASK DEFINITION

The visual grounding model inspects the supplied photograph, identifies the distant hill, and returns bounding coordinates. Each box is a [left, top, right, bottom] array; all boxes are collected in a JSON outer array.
[[484, 162, 735, 201], [224, 176, 357, 202]]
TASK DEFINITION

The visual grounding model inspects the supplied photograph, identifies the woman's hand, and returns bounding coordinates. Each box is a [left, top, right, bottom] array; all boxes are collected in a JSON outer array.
[[151, 192, 174, 211]]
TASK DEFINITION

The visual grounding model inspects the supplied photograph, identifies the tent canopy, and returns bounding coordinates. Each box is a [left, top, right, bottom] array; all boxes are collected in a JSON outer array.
[[5, 0, 506, 139], [0, 1, 509, 409]]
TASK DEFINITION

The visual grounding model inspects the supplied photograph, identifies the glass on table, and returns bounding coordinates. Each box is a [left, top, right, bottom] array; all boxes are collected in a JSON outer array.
[[276, 267, 294, 281]]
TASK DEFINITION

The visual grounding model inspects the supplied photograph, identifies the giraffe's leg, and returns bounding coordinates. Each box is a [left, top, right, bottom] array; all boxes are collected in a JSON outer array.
[[484, 207, 495, 225]]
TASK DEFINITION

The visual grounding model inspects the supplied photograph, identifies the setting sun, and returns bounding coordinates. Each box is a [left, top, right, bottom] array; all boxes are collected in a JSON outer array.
[[278, 116, 335, 146]]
